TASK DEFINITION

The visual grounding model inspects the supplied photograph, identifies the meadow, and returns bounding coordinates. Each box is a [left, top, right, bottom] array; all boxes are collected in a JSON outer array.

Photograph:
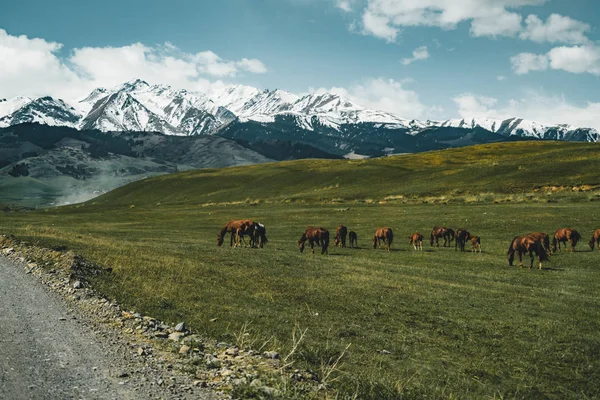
[[2, 141, 600, 399]]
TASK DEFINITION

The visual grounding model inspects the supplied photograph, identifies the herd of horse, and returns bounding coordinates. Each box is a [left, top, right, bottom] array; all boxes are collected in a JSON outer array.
[[216, 220, 600, 270]]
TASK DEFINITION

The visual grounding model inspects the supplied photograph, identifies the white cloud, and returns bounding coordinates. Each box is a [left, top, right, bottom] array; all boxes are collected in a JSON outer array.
[[358, 0, 544, 41], [0, 29, 267, 103], [510, 52, 550, 74], [236, 58, 268, 74], [520, 14, 591, 45], [402, 46, 430, 65], [314, 77, 441, 119], [511, 45, 600, 75], [335, 0, 354, 12], [497, 75, 506, 81], [453, 92, 600, 130]]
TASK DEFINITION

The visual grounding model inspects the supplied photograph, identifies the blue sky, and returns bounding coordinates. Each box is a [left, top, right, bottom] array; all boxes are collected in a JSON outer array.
[[1, 0, 600, 127]]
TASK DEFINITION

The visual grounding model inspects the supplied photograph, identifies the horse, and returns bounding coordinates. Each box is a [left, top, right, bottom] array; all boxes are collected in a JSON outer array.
[[373, 227, 393, 251], [430, 226, 455, 247], [589, 229, 600, 251], [348, 231, 358, 248], [334, 225, 348, 248], [552, 228, 582, 253], [251, 223, 268, 248], [454, 229, 470, 252], [217, 220, 254, 247], [508, 235, 550, 269], [298, 227, 329, 255], [409, 232, 424, 251], [468, 234, 481, 253], [526, 232, 551, 254]]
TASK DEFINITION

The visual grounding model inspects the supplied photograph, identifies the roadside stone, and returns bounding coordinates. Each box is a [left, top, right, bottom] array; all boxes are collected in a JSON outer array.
[[179, 345, 191, 354], [137, 347, 145, 356], [174, 322, 186, 332], [225, 347, 239, 357], [73, 280, 83, 289], [168, 332, 186, 342], [3, 248, 14, 255]]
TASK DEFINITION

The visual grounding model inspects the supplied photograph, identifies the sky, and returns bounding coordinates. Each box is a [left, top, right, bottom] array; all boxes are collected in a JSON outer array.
[[1, 0, 600, 128]]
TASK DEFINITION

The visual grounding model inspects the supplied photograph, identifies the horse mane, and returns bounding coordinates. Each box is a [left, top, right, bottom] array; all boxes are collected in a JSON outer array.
[[507, 236, 519, 265], [217, 225, 229, 246]]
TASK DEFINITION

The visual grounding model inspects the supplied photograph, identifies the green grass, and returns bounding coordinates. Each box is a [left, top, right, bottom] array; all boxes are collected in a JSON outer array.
[[2, 141, 600, 399]]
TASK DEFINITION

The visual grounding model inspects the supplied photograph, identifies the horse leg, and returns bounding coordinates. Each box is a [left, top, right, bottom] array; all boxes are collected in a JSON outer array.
[[518, 251, 524, 268], [309, 240, 315, 254]]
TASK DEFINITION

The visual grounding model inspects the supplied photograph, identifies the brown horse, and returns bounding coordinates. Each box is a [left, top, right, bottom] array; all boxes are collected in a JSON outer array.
[[217, 220, 254, 247], [348, 231, 358, 248], [527, 232, 551, 254], [454, 229, 470, 252], [373, 227, 393, 251], [430, 226, 455, 247], [298, 227, 329, 255], [508, 235, 550, 269], [468, 234, 481, 253], [552, 228, 582, 253], [409, 232, 424, 251], [589, 229, 600, 251], [334, 225, 348, 248]]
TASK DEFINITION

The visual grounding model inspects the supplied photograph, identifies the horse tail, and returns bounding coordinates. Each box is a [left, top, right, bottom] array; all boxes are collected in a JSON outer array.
[[429, 232, 434, 246], [507, 236, 518, 265], [543, 235, 550, 252], [388, 230, 393, 246], [551, 235, 557, 252], [589, 235, 596, 250], [573, 230, 583, 241], [217, 225, 228, 247]]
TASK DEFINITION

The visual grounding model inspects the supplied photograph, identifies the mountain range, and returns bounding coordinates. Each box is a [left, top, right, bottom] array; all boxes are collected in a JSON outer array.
[[1, 79, 599, 157]]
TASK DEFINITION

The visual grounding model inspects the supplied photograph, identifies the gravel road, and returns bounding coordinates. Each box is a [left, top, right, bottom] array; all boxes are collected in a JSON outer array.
[[0, 255, 213, 400]]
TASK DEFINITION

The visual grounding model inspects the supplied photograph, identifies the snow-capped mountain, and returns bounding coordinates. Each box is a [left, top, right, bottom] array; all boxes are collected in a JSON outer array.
[[79, 79, 236, 135], [0, 96, 81, 128], [2, 79, 599, 157]]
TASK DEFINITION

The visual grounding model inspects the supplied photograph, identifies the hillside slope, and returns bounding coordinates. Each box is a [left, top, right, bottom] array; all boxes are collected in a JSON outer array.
[[91, 141, 600, 207]]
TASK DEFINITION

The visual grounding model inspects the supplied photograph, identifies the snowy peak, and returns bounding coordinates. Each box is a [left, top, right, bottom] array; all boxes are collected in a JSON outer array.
[[210, 84, 262, 115], [0, 96, 80, 128], [0, 96, 33, 119]]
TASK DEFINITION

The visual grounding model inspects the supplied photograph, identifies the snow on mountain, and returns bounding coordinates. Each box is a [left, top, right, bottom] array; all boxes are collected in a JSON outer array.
[[210, 84, 262, 115], [0, 96, 81, 128], [0, 96, 33, 119]]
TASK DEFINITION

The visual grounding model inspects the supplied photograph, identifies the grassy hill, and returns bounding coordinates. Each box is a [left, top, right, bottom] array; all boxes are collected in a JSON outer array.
[[2, 141, 600, 399], [92, 141, 600, 207]]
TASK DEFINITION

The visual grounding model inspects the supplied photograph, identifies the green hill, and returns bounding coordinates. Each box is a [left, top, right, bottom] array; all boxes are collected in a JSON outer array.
[[93, 141, 600, 207]]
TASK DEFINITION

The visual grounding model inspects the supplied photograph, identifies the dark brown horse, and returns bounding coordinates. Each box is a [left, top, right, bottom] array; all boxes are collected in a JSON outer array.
[[589, 229, 600, 251], [508, 235, 550, 269], [552, 228, 582, 253], [409, 232, 424, 251], [217, 220, 254, 247], [430, 226, 455, 247], [454, 229, 470, 252], [527, 232, 551, 254], [334, 225, 348, 248], [299, 227, 329, 255], [348, 231, 358, 248], [468, 234, 481, 253], [373, 227, 393, 251]]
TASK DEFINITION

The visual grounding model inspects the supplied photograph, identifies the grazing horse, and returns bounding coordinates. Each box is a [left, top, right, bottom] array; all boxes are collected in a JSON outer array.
[[527, 232, 551, 254], [409, 232, 424, 251], [348, 231, 358, 248], [334, 225, 348, 248], [468, 234, 481, 253], [298, 227, 329, 255], [552, 228, 582, 253], [589, 229, 600, 251], [454, 229, 470, 252], [508, 235, 550, 269], [251, 223, 268, 248], [430, 226, 455, 247], [217, 220, 254, 247], [373, 227, 393, 251]]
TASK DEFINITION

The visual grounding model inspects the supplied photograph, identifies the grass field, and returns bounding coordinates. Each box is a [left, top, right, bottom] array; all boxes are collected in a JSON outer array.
[[2, 141, 600, 399]]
